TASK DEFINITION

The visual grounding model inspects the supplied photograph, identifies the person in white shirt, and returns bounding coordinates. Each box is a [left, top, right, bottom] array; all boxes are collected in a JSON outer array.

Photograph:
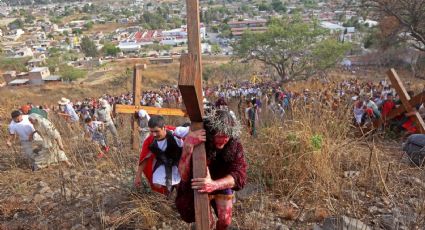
[[134, 115, 192, 194], [6, 110, 40, 169]]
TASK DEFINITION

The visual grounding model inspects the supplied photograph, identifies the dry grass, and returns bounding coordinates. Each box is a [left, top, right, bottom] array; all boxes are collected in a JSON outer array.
[[1, 66, 425, 228]]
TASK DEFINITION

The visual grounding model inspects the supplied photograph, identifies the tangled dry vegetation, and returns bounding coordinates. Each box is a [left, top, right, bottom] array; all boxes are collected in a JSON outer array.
[[1, 77, 425, 229]]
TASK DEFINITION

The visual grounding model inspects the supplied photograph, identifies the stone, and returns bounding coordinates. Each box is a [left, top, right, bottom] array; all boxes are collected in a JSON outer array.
[[344, 171, 360, 178], [276, 223, 289, 230], [313, 224, 323, 230], [378, 214, 399, 230], [236, 183, 260, 200], [33, 194, 46, 203], [71, 224, 87, 230], [368, 206, 378, 214], [37, 181, 49, 189], [87, 169, 102, 178], [323, 216, 372, 230], [408, 177, 425, 189], [83, 208, 94, 217]]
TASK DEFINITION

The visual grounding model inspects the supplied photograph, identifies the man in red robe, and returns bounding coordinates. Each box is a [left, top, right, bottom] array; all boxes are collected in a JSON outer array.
[[134, 115, 194, 194]]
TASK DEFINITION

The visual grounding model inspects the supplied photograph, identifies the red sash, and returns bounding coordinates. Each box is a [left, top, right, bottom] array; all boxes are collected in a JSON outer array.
[[139, 125, 176, 194]]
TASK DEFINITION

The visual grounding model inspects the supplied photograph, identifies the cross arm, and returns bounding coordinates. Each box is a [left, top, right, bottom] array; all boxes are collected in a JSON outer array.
[[387, 68, 425, 133], [114, 104, 187, 117], [178, 54, 204, 122], [385, 91, 425, 120]]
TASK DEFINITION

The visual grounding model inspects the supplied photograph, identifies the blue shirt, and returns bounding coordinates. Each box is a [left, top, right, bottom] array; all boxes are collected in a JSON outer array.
[[65, 104, 79, 122]]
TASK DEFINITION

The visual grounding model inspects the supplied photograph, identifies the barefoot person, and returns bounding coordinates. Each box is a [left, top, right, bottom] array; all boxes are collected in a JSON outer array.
[[28, 113, 73, 169], [176, 110, 247, 229]]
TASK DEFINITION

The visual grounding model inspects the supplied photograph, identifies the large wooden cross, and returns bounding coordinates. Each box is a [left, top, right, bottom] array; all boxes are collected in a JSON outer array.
[[178, 0, 210, 229], [114, 64, 187, 150], [377, 68, 425, 133]]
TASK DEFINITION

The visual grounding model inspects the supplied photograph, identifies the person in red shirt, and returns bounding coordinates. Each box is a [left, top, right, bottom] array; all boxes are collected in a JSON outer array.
[[381, 93, 396, 120]]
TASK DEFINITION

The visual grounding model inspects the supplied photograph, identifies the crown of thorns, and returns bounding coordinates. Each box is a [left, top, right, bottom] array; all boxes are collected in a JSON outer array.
[[204, 108, 242, 138]]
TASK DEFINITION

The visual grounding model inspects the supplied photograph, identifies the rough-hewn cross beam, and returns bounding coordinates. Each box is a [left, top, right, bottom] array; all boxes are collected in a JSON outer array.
[[385, 91, 425, 120], [178, 0, 210, 229], [387, 68, 425, 134], [131, 64, 146, 150], [115, 105, 187, 117]]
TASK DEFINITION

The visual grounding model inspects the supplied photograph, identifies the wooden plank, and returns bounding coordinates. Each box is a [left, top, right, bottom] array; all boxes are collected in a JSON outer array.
[[386, 91, 425, 120], [131, 64, 146, 150], [115, 104, 187, 117], [184, 0, 210, 228], [178, 54, 204, 122], [178, 55, 209, 229], [387, 68, 425, 133], [191, 122, 210, 230], [186, 0, 202, 74]]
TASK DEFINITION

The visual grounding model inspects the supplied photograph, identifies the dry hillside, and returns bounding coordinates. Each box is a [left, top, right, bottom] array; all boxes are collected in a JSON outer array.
[[0, 60, 425, 229]]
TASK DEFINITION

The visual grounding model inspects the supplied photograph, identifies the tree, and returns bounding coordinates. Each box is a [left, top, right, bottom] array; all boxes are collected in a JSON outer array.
[[363, 0, 425, 51], [258, 2, 271, 11], [24, 14, 36, 24], [84, 21, 94, 30], [271, 0, 287, 13], [80, 36, 98, 57], [59, 65, 87, 81], [232, 17, 351, 81], [102, 43, 120, 57], [8, 19, 24, 30], [211, 44, 222, 55]]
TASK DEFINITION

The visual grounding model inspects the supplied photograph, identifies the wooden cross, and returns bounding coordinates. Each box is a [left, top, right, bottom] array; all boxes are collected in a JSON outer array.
[[178, 0, 210, 229], [114, 64, 187, 150], [377, 68, 425, 133]]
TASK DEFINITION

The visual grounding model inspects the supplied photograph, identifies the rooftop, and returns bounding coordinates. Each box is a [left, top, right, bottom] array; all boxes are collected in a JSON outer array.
[[8, 79, 29, 85], [30, 67, 49, 72]]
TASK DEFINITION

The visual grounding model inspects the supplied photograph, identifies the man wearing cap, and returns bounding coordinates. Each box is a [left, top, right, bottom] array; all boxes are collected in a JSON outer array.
[[6, 110, 39, 167], [94, 99, 119, 146], [57, 97, 79, 123]]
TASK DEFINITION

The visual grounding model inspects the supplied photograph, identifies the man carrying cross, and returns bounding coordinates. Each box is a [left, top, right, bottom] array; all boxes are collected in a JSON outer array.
[[176, 109, 247, 229]]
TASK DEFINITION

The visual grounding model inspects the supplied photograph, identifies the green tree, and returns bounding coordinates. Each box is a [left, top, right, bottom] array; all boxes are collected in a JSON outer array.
[[72, 28, 82, 35], [271, 0, 287, 13], [24, 14, 36, 24], [82, 3, 91, 13], [59, 65, 87, 81], [0, 57, 30, 72], [233, 17, 350, 81], [8, 19, 24, 30], [84, 21, 94, 30], [46, 57, 61, 73], [211, 44, 222, 55], [102, 43, 121, 56], [80, 36, 98, 57], [258, 2, 271, 11]]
